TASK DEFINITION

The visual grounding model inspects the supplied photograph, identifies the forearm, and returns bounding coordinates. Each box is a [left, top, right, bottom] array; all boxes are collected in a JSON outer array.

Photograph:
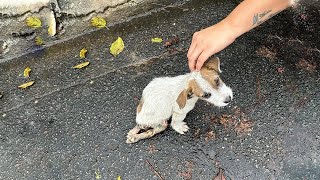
[[223, 0, 294, 37]]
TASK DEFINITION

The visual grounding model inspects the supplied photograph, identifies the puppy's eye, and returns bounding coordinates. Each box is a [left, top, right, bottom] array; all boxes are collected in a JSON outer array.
[[215, 78, 220, 86], [202, 92, 211, 98]]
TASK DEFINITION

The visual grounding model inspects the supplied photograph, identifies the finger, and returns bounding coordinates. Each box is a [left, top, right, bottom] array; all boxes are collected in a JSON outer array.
[[188, 44, 203, 71], [187, 40, 197, 58], [195, 50, 212, 71]]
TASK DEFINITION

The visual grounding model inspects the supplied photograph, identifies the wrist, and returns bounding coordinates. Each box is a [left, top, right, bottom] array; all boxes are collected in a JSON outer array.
[[219, 18, 243, 40]]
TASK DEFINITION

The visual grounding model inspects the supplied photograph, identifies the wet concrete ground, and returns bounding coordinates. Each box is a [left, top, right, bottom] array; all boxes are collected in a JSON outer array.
[[0, 0, 319, 179]]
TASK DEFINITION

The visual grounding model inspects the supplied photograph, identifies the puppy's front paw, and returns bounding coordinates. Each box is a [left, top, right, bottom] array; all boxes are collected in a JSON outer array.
[[171, 121, 189, 134]]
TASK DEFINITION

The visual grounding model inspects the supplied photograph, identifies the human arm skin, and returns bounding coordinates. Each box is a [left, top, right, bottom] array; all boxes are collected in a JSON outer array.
[[187, 0, 294, 71]]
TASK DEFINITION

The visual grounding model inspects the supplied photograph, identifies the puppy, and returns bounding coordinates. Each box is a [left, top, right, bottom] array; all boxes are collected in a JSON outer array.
[[126, 57, 233, 143]]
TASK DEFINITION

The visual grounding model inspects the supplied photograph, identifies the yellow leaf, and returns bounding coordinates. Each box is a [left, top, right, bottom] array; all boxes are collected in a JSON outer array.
[[91, 17, 107, 28], [35, 37, 44, 45], [110, 37, 124, 57], [73, 62, 90, 69], [23, 67, 31, 78], [18, 81, 34, 89], [95, 170, 101, 180], [117, 176, 121, 180], [26, 16, 42, 28], [79, 48, 87, 59], [151, 38, 163, 43]]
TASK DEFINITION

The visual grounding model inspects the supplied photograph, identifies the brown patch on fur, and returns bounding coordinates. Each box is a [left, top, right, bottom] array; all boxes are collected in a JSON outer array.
[[176, 80, 204, 109], [176, 90, 188, 109], [200, 57, 221, 89], [137, 99, 144, 113], [188, 79, 204, 97]]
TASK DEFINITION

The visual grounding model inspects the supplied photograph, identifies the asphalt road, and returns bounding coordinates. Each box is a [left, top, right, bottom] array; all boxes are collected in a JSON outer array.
[[0, 0, 319, 179]]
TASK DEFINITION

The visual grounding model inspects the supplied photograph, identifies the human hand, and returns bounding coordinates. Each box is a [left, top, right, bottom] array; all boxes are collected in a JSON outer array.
[[187, 20, 238, 71]]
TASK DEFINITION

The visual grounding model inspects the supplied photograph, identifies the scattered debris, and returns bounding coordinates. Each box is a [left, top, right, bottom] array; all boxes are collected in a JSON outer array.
[[164, 36, 179, 47], [256, 46, 277, 61], [147, 143, 157, 153], [12, 30, 35, 38], [73, 61, 90, 69], [213, 168, 226, 180], [293, 96, 308, 109], [296, 58, 317, 72], [277, 67, 285, 73], [178, 161, 193, 180], [145, 159, 164, 180], [110, 37, 124, 57], [18, 81, 35, 89], [95, 170, 101, 179]]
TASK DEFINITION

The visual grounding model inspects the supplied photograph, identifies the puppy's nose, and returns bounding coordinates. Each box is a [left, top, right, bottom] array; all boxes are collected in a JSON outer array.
[[224, 96, 232, 104]]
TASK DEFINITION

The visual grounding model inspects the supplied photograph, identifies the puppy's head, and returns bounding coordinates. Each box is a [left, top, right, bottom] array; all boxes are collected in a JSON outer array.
[[198, 56, 233, 107], [176, 57, 233, 109]]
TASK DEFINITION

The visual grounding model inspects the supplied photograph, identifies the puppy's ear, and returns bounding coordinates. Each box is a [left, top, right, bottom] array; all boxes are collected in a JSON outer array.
[[188, 79, 204, 97], [176, 89, 188, 109], [202, 57, 221, 73]]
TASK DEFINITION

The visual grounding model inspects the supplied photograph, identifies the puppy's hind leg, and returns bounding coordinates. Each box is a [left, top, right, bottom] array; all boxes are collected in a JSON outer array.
[[126, 121, 168, 144], [127, 124, 149, 136]]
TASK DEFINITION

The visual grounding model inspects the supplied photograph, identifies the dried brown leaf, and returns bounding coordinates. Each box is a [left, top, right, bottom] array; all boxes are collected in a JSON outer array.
[[205, 131, 216, 142], [256, 46, 277, 61], [296, 58, 317, 72], [164, 36, 179, 47], [213, 168, 226, 180], [235, 119, 253, 136]]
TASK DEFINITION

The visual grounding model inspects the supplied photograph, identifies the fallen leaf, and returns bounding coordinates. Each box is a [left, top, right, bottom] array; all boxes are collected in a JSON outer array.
[[256, 46, 277, 61], [205, 131, 216, 142], [79, 48, 87, 58], [296, 58, 317, 72], [194, 128, 201, 139], [26, 16, 42, 28], [48, 10, 56, 36], [35, 37, 44, 45], [23, 67, 31, 78], [18, 81, 34, 89], [91, 17, 107, 28], [95, 170, 101, 179], [73, 62, 90, 69], [117, 176, 121, 180], [213, 168, 226, 180], [151, 38, 163, 43], [110, 37, 124, 57], [235, 119, 253, 136], [164, 36, 179, 47]]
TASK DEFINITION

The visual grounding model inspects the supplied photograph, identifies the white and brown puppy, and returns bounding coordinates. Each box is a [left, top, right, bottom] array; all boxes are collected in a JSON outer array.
[[126, 57, 233, 143]]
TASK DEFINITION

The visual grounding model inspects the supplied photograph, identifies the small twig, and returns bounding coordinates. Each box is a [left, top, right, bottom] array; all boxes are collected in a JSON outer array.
[[145, 159, 165, 180]]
